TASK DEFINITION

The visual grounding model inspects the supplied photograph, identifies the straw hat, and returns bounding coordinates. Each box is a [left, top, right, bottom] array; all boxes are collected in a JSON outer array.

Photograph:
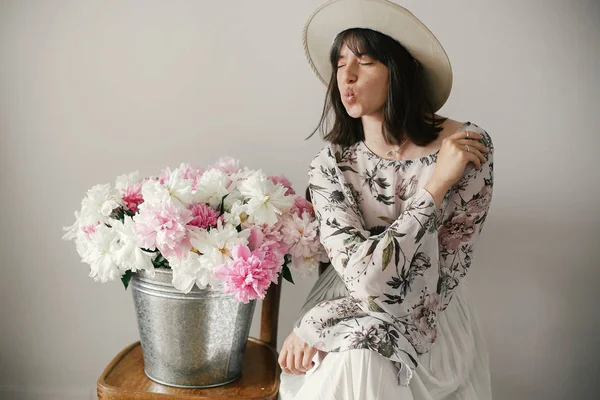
[[302, 0, 453, 112]]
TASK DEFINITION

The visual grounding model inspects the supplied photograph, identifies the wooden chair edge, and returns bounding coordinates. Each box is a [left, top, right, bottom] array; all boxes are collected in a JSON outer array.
[[97, 339, 280, 400]]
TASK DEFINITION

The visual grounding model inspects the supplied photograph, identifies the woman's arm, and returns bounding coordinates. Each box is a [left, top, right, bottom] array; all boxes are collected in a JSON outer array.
[[307, 132, 493, 321]]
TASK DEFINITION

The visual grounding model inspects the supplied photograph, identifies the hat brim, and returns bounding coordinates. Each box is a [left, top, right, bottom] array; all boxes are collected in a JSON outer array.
[[302, 0, 453, 112]]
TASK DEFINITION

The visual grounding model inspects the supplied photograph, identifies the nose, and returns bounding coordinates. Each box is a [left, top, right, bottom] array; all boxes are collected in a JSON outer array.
[[340, 63, 357, 84]]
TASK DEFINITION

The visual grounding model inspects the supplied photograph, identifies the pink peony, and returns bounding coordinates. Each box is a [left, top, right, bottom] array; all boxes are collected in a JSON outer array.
[[282, 212, 320, 260], [268, 175, 296, 196], [188, 203, 220, 229], [247, 227, 264, 252], [211, 157, 242, 175], [214, 244, 276, 303], [256, 218, 285, 244], [290, 196, 314, 218], [133, 201, 193, 260], [122, 183, 144, 213], [178, 163, 205, 191], [157, 167, 172, 185], [246, 227, 286, 283], [252, 240, 286, 283]]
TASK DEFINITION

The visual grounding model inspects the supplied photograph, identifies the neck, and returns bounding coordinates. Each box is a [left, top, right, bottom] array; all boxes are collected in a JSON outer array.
[[361, 111, 386, 145], [361, 111, 412, 160]]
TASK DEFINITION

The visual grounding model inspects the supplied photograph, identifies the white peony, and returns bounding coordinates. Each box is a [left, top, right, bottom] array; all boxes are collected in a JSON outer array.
[[140, 179, 171, 208], [190, 220, 249, 269], [222, 200, 248, 228], [79, 183, 122, 226], [141, 169, 195, 210], [289, 256, 320, 277], [81, 224, 122, 283], [111, 216, 155, 276], [238, 172, 294, 226], [164, 166, 196, 207], [62, 210, 81, 241], [115, 171, 142, 191], [193, 168, 232, 209], [170, 251, 224, 293], [170, 251, 203, 293]]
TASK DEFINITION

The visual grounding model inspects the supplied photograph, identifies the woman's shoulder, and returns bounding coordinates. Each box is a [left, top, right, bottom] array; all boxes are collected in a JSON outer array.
[[445, 119, 494, 152], [464, 121, 494, 154], [309, 141, 355, 168]]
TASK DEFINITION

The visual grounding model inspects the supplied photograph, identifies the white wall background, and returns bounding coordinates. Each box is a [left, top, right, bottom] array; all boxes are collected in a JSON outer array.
[[1, 0, 598, 399]]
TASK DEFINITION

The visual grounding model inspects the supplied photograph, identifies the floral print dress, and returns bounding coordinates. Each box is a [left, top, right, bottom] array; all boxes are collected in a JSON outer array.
[[292, 122, 494, 386]]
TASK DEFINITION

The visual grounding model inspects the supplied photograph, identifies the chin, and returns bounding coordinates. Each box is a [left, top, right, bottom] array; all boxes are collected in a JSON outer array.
[[344, 105, 364, 119]]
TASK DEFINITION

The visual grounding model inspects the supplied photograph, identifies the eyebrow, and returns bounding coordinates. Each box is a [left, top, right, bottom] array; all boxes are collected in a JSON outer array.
[[338, 52, 368, 60]]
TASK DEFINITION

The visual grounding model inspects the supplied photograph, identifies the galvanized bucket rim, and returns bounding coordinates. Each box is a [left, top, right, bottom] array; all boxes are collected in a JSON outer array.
[[134, 267, 231, 296]]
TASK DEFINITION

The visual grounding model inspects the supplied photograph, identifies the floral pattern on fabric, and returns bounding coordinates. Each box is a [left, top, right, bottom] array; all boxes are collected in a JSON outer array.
[[293, 122, 494, 385]]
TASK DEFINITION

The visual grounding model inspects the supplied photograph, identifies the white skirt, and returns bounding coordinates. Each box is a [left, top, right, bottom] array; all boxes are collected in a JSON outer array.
[[278, 266, 492, 400]]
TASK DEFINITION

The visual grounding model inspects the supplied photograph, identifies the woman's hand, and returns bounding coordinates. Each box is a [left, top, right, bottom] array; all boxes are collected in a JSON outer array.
[[278, 330, 318, 375], [425, 129, 489, 207]]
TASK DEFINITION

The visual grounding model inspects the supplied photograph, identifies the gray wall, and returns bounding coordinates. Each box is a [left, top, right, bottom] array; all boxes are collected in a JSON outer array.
[[1, 0, 598, 399]]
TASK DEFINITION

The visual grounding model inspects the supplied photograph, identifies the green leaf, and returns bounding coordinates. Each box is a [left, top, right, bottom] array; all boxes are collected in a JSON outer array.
[[339, 165, 358, 173], [111, 207, 125, 222], [282, 265, 295, 284], [152, 253, 171, 269], [367, 296, 385, 312], [335, 151, 342, 163], [121, 270, 134, 290], [219, 194, 229, 216], [377, 341, 395, 358], [378, 216, 396, 225], [381, 234, 393, 271], [309, 183, 327, 191], [366, 239, 379, 257]]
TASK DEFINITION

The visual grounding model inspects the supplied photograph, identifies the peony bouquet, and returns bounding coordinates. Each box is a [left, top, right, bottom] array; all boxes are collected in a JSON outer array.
[[62, 157, 327, 303]]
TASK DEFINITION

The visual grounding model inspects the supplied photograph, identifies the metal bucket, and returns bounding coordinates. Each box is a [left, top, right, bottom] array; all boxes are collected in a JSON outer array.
[[130, 268, 256, 388]]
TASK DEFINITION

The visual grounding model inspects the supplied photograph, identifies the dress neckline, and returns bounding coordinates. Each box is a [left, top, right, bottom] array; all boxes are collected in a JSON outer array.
[[358, 121, 471, 164]]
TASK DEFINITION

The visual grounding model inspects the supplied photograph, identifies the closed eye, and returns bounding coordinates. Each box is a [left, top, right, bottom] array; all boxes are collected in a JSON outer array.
[[336, 62, 372, 69]]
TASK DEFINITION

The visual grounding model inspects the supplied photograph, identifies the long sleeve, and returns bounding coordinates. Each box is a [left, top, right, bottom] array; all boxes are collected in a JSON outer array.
[[293, 130, 494, 383], [307, 152, 441, 306]]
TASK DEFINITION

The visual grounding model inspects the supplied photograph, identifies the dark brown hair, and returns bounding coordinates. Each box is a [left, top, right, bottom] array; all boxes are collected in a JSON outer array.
[[306, 28, 447, 146]]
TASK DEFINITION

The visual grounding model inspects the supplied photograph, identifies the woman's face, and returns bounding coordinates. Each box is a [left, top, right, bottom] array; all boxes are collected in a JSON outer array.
[[336, 44, 389, 119]]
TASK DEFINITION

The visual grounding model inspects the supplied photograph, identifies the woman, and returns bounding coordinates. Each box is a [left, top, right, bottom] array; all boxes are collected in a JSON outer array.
[[279, 1, 493, 399]]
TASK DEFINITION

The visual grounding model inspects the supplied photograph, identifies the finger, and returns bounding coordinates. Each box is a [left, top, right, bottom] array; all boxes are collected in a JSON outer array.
[[449, 129, 482, 141], [462, 147, 485, 168], [455, 139, 488, 153], [286, 352, 297, 374], [302, 347, 317, 371], [294, 351, 307, 374], [278, 348, 287, 370], [466, 146, 487, 165]]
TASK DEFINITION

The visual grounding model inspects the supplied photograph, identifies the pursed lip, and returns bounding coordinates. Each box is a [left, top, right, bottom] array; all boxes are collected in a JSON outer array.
[[343, 88, 356, 104]]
